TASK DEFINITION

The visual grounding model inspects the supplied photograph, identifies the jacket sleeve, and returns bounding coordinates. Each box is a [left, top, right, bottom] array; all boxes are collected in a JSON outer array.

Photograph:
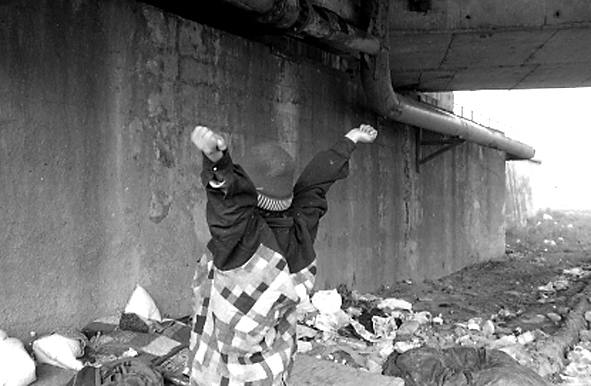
[[292, 137, 356, 242], [201, 151, 260, 270]]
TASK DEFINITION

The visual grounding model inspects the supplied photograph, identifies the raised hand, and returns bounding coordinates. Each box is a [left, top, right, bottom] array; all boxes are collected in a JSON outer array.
[[191, 126, 227, 161], [345, 124, 378, 144]]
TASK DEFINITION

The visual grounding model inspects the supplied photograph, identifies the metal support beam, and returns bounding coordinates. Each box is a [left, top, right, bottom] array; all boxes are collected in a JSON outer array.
[[415, 128, 466, 173]]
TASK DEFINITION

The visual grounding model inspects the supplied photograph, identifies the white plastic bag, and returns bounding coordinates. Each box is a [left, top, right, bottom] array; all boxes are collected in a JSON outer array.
[[0, 330, 36, 386], [311, 289, 342, 314], [377, 297, 413, 311], [124, 284, 162, 322], [32, 334, 84, 371]]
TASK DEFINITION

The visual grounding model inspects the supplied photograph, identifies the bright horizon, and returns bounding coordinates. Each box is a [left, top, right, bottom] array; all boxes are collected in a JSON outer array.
[[453, 88, 591, 211]]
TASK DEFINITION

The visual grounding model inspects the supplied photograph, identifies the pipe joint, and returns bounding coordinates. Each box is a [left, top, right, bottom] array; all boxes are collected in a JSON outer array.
[[296, 2, 382, 55], [255, 0, 301, 30], [288, 0, 313, 34]]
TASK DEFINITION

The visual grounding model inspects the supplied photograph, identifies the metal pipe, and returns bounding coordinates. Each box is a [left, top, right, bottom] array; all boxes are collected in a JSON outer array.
[[360, 0, 535, 160], [222, 0, 535, 159], [295, 3, 382, 55], [220, 0, 276, 14], [221, 0, 382, 55], [397, 96, 535, 159]]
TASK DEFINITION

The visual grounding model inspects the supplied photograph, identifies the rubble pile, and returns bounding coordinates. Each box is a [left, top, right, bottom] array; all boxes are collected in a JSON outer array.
[[3, 268, 591, 385]]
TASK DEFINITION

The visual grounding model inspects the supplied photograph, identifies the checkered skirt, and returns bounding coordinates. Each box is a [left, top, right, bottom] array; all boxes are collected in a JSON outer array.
[[189, 244, 316, 386]]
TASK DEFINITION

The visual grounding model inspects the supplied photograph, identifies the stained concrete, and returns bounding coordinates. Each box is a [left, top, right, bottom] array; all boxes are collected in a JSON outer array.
[[0, 0, 505, 340], [387, 0, 591, 90], [139, 0, 591, 91]]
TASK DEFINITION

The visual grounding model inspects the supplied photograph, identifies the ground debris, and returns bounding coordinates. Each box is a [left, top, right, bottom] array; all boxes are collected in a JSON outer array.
[[295, 209, 591, 385], [297, 276, 591, 385]]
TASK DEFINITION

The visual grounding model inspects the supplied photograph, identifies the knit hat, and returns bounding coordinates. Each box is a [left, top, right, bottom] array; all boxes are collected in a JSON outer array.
[[241, 142, 295, 211]]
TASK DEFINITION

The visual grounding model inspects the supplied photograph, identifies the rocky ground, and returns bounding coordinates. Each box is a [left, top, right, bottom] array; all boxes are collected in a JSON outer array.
[[295, 209, 591, 385]]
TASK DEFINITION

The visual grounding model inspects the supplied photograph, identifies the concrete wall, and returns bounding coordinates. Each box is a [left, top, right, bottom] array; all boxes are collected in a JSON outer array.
[[417, 134, 506, 278], [0, 0, 505, 340]]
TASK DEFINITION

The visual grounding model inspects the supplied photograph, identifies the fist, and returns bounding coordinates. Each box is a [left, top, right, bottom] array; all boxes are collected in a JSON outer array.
[[346, 124, 378, 144], [191, 126, 227, 155]]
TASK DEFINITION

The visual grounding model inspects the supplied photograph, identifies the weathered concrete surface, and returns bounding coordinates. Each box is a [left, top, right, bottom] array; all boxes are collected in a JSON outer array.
[[0, 0, 506, 340], [143, 0, 591, 91], [387, 0, 591, 90], [417, 137, 506, 278]]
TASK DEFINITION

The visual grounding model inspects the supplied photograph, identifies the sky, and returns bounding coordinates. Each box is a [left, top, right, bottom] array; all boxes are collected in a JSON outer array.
[[453, 88, 591, 211]]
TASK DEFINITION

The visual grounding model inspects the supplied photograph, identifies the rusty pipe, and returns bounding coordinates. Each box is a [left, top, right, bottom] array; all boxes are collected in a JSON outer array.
[[294, 3, 382, 55], [221, 0, 382, 55], [220, 0, 276, 14], [360, 0, 535, 160]]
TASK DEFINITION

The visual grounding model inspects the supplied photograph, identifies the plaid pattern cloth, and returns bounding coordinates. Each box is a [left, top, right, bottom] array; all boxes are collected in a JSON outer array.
[[189, 244, 315, 386]]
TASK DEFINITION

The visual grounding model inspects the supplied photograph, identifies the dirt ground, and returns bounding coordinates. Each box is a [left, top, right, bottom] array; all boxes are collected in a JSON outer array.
[[377, 210, 591, 334], [367, 209, 591, 383]]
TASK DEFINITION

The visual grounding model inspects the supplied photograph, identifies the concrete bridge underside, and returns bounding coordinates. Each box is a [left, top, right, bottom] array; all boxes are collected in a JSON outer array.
[[387, 0, 591, 91], [150, 0, 591, 92]]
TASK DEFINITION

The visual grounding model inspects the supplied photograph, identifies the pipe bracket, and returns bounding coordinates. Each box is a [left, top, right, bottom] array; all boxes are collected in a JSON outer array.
[[416, 128, 466, 173]]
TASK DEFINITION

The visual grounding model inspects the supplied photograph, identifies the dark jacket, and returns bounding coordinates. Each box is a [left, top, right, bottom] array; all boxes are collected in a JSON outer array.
[[202, 136, 357, 272]]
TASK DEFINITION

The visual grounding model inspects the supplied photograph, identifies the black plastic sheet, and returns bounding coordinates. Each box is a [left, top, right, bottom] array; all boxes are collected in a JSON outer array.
[[382, 346, 550, 386]]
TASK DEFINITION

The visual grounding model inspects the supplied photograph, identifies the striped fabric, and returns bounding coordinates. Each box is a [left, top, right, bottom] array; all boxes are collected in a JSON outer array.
[[256, 194, 293, 212], [189, 244, 315, 386]]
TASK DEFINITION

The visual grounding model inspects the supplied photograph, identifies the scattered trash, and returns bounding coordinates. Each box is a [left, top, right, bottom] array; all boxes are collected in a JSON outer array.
[[288, 256, 591, 383], [538, 282, 555, 292], [67, 357, 164, 386], [546, 312, 562, 323], [13, 219, 591, 386], [371, 315, 398, 340], [564, 267, 591, 278], [124, 284, 163, 324], [538, 275, 571, 293], [561, 345, 591, 384], [32, 332, 86, 371], [516, 331, 536, 345], [377, 298, 413, 312], [311, 289, 343, 315], [297, 340, 313, 353]]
